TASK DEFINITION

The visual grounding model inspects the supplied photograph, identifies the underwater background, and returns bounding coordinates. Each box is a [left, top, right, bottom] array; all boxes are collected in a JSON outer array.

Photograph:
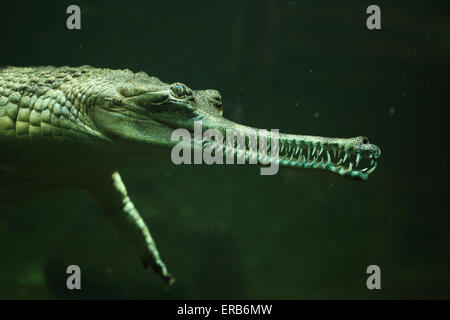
[[0, 0, 449, 299]]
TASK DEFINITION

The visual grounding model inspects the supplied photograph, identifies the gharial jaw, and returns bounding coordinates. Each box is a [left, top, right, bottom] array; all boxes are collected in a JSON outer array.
[[157, 114, 381, 181]]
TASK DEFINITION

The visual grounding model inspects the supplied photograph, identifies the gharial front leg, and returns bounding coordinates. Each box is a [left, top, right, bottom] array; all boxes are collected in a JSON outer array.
[[89, 171, 174, 285]]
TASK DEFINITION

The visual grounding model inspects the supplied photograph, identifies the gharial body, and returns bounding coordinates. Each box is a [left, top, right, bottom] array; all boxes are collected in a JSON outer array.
[[0, 66, 381, 285]]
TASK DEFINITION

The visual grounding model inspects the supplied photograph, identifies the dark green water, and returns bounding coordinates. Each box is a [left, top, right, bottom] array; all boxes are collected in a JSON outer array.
[[0, 0, 449, 299]]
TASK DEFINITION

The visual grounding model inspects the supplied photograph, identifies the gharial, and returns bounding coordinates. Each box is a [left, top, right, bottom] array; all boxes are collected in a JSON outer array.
[[0, 66, 381, 285]]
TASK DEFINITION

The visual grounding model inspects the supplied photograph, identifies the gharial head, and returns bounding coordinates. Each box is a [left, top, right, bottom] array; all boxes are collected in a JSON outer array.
[[88, 67, 381, 181]]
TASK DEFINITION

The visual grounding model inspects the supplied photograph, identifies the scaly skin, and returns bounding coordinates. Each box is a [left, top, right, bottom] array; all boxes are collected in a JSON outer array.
[[0, 66, 381, 285]]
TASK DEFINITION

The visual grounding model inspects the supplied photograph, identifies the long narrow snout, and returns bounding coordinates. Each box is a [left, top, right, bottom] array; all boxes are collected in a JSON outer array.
[[191, 116, 381, 181]]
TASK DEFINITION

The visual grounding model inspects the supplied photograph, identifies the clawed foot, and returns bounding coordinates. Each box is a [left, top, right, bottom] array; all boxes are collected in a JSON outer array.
[[142, 257, 175, 286]]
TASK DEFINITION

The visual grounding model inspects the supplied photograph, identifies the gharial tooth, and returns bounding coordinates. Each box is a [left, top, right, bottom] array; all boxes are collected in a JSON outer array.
[[343, 151, 349, 163], [367, 162, 377, 174], [318, 145, 324, 156], [348, 162, 353, 170], [370, 159, 374, 166], [356, 153, 361, 167], [290, 147, 296, 160], [327, 150, 331, 163], [312, 144, 317, 156]]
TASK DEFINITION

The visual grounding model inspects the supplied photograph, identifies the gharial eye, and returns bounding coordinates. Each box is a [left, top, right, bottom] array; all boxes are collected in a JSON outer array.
[[170, 83, 191, 98], [171, 83, 185, 96]]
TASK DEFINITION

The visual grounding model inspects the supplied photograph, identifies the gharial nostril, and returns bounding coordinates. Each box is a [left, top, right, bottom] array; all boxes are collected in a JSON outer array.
[[205, 89, 222, 101], [211, 95, 222, 108], [212, 94, 222, 102]]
